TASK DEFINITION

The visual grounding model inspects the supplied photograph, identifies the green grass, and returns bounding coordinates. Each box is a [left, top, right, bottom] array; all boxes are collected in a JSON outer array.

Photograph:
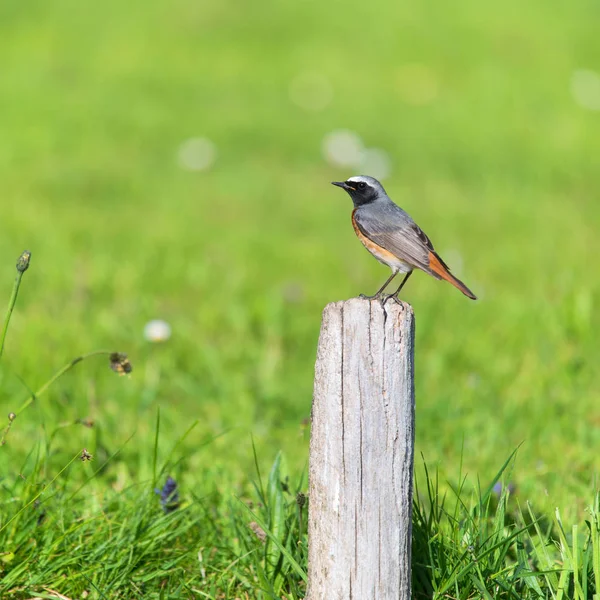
[[0, 0, 599, 595]]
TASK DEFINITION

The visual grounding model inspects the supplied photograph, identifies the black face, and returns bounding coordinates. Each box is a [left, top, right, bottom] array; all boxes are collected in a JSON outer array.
[[331, 179, 379, 207]]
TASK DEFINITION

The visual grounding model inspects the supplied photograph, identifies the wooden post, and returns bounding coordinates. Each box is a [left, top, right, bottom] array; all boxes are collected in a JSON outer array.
[[306, 298, 415, 600]]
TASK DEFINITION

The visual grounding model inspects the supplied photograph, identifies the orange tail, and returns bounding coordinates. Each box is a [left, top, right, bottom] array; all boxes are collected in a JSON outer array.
[[428, 251, 477, 300]]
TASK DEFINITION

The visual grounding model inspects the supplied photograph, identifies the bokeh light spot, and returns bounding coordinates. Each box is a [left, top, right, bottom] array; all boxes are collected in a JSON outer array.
[[177, 137, 217, 171], [359, 148, 392, 180], [289, 72, 333, 112], [570, 69, 600, 111], [322, 129, 364, 168]]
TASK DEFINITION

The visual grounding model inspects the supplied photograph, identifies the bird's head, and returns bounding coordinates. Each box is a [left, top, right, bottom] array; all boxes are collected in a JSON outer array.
[[331, 175, 386, 207]]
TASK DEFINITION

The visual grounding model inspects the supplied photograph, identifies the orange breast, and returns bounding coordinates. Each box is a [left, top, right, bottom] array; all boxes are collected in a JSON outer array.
[[351, 210, 412, 272]]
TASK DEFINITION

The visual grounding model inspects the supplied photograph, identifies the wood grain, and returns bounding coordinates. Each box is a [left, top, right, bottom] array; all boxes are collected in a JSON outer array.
[[306, 298, 415, 600]]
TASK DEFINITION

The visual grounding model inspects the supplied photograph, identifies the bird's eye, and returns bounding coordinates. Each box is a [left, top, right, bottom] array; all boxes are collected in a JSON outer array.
[[358, 182, 366, 190]]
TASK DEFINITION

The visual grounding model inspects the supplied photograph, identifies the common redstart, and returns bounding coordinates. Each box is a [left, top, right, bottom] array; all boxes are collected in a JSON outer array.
[[332, 175, 477, 301]]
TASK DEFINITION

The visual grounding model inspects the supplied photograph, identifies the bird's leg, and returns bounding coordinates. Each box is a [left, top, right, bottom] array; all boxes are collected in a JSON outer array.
[[384, 271, 413, 305], [359, 271, 398, 301]]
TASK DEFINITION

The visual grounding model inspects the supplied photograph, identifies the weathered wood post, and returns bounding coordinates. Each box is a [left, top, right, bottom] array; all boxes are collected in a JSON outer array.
[[306, 298, 415, 600]]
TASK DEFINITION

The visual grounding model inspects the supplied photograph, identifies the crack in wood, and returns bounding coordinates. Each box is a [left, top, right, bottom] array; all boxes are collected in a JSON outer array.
[[307, 299, 414, 600]]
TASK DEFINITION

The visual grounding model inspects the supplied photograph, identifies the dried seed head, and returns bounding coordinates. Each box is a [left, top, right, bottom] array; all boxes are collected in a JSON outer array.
[[80, 448, 93, 462], [109, 352, 132, 376], [16, 251, 31, 273], [248, 521, 267, 543], [296, 492, 307, 508]]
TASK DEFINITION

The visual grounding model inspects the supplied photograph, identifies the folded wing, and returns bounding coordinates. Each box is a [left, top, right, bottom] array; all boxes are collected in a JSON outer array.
[[354, 202, 441, 278], [354, 201, 477, 299]]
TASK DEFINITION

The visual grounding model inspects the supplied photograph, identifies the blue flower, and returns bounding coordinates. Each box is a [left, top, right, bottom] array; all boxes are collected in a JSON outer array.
[[492, 481, 516, 497], [155, 476, 180, 513]]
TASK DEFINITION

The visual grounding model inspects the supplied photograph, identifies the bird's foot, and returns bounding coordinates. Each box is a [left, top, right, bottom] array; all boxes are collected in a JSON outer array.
[[359, 292, 381, 301], [359, 292, 390, 308], [383, 294, 403, 307]]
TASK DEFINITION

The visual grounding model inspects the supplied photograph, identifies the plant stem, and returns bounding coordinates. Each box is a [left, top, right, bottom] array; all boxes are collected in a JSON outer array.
[[15, 350, 113, 416], [1, 350, 128, 446], [0, 250, 31, 361]]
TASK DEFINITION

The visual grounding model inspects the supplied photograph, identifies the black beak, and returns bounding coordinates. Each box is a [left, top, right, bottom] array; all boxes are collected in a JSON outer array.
[[331, 181, 351, 190]]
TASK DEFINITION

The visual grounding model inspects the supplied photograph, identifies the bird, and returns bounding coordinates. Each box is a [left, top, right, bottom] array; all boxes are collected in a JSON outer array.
[[331, 175, 477, 302]]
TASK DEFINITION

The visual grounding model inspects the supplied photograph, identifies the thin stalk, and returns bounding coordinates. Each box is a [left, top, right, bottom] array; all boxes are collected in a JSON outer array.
[[0, 250, 31, 361], [1, 350, 130, 445], [15, 350, 116, 416]]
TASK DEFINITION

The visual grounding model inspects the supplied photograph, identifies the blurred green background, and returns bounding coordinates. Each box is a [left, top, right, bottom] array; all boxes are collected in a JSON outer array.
[[0, 0, 599, 515]]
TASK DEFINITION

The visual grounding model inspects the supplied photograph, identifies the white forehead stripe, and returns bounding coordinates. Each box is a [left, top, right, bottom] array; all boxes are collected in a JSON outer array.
[[345, 175, 386, 195], [347, 175, 372, 183]]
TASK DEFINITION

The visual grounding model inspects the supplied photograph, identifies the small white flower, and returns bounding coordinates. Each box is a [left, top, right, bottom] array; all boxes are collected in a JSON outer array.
[[177, 137, 217, 171], [144, 320, 172, 343]]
